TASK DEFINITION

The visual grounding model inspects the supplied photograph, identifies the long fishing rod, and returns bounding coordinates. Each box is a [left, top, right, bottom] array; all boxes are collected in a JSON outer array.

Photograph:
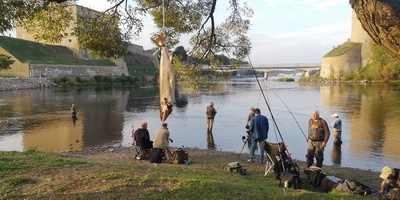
[[216, 95, 225, 111], [247, 56, 285, 143], [310, 101, 329, 120], [271, 91, 307, 139]]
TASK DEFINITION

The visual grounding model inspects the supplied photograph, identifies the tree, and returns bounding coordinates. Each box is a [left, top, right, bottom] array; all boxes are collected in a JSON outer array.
[[1, 0, 253, 62], [173, 46, 188, 61], [0, 54, 15, 70], [350, 0, 400, 62]]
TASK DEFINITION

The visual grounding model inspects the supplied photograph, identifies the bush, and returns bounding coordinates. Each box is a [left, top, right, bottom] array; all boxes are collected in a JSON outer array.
[[76, 76, 85, 83], [94, 75, 104, 83], [59, 76, 69, 83]]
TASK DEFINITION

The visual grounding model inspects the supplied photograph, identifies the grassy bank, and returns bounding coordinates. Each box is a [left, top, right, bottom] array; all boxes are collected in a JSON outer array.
[[0, 36, 115, 66], [0, 147, 381, 199]]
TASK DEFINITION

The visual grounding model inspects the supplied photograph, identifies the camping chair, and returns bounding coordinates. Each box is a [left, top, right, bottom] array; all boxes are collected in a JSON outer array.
[[262, 142, 282, 176]]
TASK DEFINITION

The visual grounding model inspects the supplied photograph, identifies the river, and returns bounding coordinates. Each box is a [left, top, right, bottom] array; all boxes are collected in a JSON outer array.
[[0, 77, 399, 172]]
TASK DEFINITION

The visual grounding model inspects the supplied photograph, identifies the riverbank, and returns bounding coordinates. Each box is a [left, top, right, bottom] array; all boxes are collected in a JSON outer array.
[[0, 146, 382, 199], [0, 78, 52, 91]]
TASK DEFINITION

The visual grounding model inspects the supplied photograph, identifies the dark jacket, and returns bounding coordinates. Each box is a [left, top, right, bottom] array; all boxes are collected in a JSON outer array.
[[206, 106, 217, 119], [134, 128, 152, 149], [249, 114, 269, 141]]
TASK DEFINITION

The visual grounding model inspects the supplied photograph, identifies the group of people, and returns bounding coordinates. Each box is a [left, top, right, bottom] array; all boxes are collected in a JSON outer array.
[[131, 122, 174, 159], [242, 107, 343, 168]]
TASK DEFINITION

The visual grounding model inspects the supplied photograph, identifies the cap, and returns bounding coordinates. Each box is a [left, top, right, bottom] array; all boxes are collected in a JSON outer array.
[[332, 113, 339, 117], [380, 166, 393, 179]]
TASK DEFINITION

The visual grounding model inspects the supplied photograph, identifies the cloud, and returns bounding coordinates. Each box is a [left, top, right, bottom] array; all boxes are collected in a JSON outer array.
[[299, 0, 348, 10], [274, 23, 349, 39]]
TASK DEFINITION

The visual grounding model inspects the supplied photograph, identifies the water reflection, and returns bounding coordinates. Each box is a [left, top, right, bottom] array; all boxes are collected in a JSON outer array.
[[331, 144, 342, 165], [1, 80, 400, 171], [207, 130, 216, 150]]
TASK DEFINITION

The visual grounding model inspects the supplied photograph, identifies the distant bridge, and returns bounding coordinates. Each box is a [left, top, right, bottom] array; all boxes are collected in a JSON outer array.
[[202, 63, 321, 77]]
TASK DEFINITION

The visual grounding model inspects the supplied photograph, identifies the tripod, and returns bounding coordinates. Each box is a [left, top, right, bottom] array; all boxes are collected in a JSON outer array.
[[238, 135, 249, 159]]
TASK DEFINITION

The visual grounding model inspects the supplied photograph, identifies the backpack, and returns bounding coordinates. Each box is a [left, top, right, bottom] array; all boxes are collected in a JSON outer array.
[[319, 176, 341, 192], [149, 148, 163, 163], [279, 172, 301, 189], [333, 179, 374, 195], [171, 148, 188, 164], [304, 166, 326, 187]]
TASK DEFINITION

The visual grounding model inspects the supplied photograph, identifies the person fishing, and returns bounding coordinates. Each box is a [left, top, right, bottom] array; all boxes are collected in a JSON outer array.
[[379, 167, 400, 199], [331, 113, 342, 145], [246, 107, 255, 129], [71, 104, 77, 125], [306, 110, 330, 168], [206, 102, 217, 133], [248, 108, 269, 164]]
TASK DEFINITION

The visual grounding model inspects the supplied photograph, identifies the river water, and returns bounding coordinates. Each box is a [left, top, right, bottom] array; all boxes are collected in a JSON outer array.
[[0, 77, 399, 172]]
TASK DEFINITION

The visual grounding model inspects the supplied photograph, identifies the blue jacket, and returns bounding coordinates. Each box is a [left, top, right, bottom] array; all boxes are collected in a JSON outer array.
[[249, 114, 269, 141]]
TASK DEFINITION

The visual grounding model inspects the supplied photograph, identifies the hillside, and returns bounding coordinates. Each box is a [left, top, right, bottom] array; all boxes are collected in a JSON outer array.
[[324, 41, 361, 57], [0, 36, 115, 66]]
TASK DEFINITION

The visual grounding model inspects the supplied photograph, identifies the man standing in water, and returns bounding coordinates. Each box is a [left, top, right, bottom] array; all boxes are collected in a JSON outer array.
[[206, 102, 217, 133], [331, 113, 342, 145], [306, 110, 330, 168], [248, 108, 269, 164], [71, 104, 77, 125]]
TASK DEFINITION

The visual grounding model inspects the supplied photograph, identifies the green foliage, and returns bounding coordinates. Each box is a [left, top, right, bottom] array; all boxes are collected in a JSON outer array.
[[60, 76, 69, 83], [356, 45, 400, 81], [172, 57, 217, 91], [0, 54, 15, 70], [275, 77, 295, 82], [298, 74, 323, 82], [324, 41, 361, 57], [94, 75, 104, 83], [173, 46, 188, 61], [21, 2, 73, 44], [75, 11, 130, 59]]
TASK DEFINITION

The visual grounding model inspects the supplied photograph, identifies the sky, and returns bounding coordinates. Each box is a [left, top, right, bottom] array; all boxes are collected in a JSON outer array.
[[77, 0, 353, 64]]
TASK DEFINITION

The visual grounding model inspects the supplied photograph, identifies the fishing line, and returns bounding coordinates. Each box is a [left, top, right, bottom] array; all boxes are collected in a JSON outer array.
[[247, 56, 285, 143], [216, 95, 225, 111], [310, 101, 329, 120], [271, 91, 307, 139]]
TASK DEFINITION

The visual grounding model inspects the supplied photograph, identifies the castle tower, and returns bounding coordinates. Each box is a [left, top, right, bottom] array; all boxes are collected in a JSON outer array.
[[320, 10, 374, 79]]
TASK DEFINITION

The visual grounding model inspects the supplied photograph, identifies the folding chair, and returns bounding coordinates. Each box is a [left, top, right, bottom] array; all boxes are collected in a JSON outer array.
[[262, 142, 282, 176]]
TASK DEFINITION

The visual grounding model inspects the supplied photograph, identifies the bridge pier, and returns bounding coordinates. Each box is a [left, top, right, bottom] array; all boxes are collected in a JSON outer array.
[[264, 72, 268, 79]]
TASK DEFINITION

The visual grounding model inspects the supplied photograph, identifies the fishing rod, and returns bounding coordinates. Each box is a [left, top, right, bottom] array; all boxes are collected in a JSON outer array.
[[216, 95, 225, 111], [271, 91, 307, 139], [247, 56, 285, 143], [310, 101, 329, 120]]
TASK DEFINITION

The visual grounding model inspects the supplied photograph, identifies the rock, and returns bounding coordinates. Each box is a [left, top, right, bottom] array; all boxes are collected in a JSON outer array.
[[350, 0, 400, 61]]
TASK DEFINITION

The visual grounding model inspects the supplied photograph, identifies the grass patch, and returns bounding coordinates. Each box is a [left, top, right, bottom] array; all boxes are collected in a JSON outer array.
[[0, 148, 379, 200], [2, 177, 33, 187], [0, 36, 116, 66], [324, 41, 361, 57]]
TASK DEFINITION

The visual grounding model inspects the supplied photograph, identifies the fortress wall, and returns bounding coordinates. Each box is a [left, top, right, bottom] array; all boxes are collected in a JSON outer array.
[[350, 10, 374, 66], [0, 48, 30, 78], [320, 45, 362, 79], [29, 64, 126, 78], [320, 10, 374, 79]]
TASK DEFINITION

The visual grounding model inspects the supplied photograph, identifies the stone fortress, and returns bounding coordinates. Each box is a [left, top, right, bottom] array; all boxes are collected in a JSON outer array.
[[0, 2, 157, 78], [320, 11, 374, 79]]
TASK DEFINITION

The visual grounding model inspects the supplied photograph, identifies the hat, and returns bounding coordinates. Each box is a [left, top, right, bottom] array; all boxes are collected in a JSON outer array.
[[380, 166, 392, 179], [332, 113, 339, 117]]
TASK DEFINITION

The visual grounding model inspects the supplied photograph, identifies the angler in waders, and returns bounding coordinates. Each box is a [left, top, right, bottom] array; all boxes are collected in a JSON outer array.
[[206, 102, 217, 133], [306, 110, 330, 168]]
